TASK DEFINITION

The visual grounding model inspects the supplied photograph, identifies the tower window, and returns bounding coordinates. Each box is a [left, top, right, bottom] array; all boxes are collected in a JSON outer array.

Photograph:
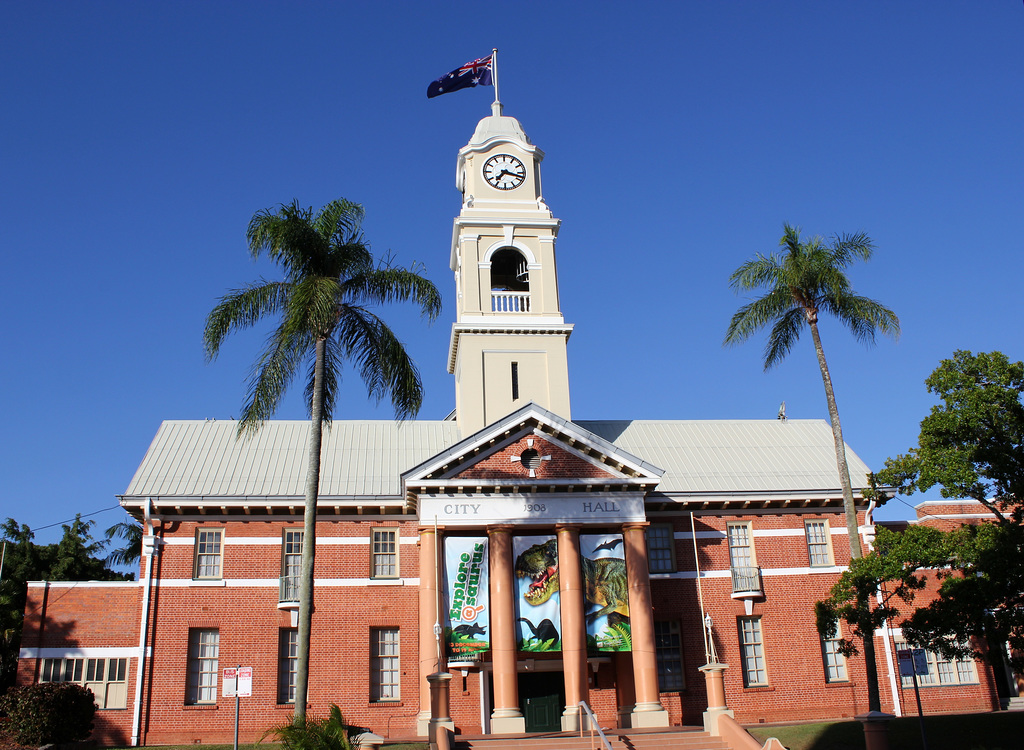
[[490, 248, 529, 292], [511, 362, 519, 400]]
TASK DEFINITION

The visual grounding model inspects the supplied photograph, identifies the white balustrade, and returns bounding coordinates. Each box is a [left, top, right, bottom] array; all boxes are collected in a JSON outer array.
[[491, 291, 531, 312]]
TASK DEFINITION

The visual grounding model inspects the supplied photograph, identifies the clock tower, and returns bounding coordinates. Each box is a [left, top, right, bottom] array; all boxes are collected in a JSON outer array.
[[449, 102, 573, 435]]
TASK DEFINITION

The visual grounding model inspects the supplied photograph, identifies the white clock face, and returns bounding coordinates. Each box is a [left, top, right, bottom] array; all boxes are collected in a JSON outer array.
[[483, 154, 526, 190]]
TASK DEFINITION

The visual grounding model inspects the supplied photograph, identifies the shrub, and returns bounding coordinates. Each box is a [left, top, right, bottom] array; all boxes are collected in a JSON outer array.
[[261, 704, 353, 750], [0, 682, 96, 745]]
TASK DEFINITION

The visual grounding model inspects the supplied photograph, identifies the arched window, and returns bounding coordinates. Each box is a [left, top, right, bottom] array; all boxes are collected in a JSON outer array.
[[490, 247, 529, 292]]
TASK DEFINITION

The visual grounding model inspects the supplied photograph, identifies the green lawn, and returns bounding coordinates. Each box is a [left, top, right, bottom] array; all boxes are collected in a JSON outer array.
[[746, 711, 1024, 750]]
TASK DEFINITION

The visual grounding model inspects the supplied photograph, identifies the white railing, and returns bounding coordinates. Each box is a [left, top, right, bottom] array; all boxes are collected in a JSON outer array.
[[491, 291, 531, 312], [576, 701, 613, 750], [730, 566, 763, 596], [279, 575, 300, 603]]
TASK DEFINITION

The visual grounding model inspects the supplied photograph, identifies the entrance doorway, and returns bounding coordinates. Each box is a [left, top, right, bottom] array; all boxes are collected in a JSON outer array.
[[518, 672, 564, 733]]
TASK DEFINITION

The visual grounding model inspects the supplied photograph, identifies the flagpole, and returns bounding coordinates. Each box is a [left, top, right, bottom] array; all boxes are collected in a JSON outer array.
[[491, 48, 501, 114]]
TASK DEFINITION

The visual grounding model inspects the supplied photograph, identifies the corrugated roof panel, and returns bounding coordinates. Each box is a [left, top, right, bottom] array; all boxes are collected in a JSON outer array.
[[123, 418, 870, 500]]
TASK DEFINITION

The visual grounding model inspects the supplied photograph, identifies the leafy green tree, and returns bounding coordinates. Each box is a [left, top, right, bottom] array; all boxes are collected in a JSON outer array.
[[725, 224, 899, 711], [203, 198, 441, 720], [876, 350, 1024, 669], [816, 525, 951, 659], [1, 516, 129, 692]]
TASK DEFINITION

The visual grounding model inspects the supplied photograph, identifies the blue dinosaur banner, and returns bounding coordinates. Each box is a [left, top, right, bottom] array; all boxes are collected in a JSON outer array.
[[513, 535, 562, 652], [580, 534, 631, 652], [443, 537, 490, 660]]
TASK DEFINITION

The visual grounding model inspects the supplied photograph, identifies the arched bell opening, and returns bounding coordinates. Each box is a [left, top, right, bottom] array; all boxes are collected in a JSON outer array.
[[490, 247, 531, 312]]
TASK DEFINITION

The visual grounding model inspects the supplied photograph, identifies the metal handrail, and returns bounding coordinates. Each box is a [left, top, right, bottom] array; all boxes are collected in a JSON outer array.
[[279, 575, 299, 602], [730, 565, 762, 595], [576, 701, 613, 750]]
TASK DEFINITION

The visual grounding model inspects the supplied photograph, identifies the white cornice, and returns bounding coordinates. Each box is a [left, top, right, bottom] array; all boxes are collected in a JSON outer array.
[[448, 323, 574, 372]]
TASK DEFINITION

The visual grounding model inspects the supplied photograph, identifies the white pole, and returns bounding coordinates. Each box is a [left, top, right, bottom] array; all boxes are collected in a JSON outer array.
[[690, 512, 710, 662], [491, 49, 501, 116], [131, 499, 155, 747]]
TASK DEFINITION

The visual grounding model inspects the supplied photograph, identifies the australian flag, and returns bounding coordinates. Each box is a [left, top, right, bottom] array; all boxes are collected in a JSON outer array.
[[427, 54, 493, 98]]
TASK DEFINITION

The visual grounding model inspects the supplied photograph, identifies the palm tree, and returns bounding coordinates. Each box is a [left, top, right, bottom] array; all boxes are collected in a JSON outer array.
[[724, 223, 899, 711], [105, 520, 143, 569], [203, 198, 442, 720]]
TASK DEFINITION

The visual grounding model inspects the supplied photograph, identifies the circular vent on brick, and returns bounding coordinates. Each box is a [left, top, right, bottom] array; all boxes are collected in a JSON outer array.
[[520, 448, 541, 470]]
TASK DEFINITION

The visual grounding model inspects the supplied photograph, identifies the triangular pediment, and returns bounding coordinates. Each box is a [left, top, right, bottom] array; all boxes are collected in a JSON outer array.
[[402, 403, 662, 495]]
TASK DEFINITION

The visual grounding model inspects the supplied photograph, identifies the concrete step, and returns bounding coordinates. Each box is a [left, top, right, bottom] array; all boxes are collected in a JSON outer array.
[[1002, 695, 1024, 711], [453, 728, 729, 750]]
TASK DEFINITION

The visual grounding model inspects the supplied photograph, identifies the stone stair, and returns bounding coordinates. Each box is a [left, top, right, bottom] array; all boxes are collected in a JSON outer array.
[[452, 727, 730, 750], [1002, 695, 1024, 711]]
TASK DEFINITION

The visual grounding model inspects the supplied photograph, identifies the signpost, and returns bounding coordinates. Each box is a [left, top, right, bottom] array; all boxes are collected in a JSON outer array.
[[897, 649, 930, 750], [223, 666, 252, 750]]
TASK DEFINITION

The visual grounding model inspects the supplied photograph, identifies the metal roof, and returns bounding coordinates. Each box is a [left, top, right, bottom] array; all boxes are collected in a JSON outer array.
[[122, 418, 870, 501], [578, 419, 871, 495], [123, 420, 460, 500]]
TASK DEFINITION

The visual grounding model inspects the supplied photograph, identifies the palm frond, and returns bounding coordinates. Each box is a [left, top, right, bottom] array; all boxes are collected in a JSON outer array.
[[342, 265, 443, 321], [203, 281, 291, 360], [724, 288, 795, 345], [313, 199, 365, 245], [238, 324, 313, 433], [763, 307, 806, 370], [725, 224, 899, 368], [332, 305, 424, 420], [829, 231, 875, 267], [104, 520, 143, 568]]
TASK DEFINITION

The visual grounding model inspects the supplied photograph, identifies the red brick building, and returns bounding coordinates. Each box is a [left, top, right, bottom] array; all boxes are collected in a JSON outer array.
[[16, 105, 1006, 745]]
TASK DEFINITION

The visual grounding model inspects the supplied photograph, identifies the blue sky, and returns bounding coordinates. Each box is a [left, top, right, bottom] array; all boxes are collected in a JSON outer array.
[[2, 2, 1021, 546]]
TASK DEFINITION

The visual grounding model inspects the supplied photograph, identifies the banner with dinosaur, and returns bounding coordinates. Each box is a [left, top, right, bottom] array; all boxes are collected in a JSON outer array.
[[513, 535, 562, 652], [580, 534, 631, 652], [443, 536, 490, 660]]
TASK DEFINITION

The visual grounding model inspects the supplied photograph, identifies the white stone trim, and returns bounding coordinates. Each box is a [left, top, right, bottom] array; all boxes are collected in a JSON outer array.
[[482, 239, 536, 265], [20, 646, 141, 659], [27, 580, 140, 589], [161, 535, 419, 545], [651, 565, 846, 580], [151, 577, 419, 588]]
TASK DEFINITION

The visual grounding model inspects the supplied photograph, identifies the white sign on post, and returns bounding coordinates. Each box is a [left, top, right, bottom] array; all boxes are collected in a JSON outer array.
[[237, 666, 253, 697], [222, 667, 238, 697], [222, 667, 253, 698], [897, 648, 929, 677]]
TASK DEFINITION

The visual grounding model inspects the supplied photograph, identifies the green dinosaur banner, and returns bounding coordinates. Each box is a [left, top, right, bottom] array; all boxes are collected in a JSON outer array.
[[513, 535, 562, 652], [580, 534, 630, 652], [443, 536, 490, 660]]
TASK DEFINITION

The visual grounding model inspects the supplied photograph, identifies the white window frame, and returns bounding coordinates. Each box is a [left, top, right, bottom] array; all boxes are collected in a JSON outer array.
[[186, 628, 219, 704], [894, 639, 978, 687], [738, 616, 768, 687], [820, 626, 848, 683], [654, 620, 685, 690], [727, 522, 756, 568], [193, 529, 223, 580], [40, 657, 128, 709], [647, 524, 676, 573], [371, 628, 400, 702], [278, 629, 298, 704], [371, 528, 398, 579], [805, 519, 834, 567], [281, 529, 303, 600]]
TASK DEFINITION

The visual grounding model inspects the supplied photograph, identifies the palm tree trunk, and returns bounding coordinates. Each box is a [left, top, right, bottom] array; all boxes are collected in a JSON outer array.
[[808, 320, 863, 560], [809, 321, 881, 710], [294, 338, 326, 721]]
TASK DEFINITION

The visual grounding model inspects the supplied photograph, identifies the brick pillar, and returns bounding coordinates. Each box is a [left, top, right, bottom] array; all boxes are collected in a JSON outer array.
[[557, 524, 590, 730], [417, 527, 441, 736], [622, 523, 669, 728], [488, 526, 525, 734]]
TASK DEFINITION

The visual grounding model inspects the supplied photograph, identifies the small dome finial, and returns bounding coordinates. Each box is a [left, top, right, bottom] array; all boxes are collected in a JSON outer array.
[[491, 100, 503, 117]]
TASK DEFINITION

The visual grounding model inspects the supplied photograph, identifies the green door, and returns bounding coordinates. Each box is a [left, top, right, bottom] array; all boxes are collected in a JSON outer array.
[[519, 672, 564, 733]]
